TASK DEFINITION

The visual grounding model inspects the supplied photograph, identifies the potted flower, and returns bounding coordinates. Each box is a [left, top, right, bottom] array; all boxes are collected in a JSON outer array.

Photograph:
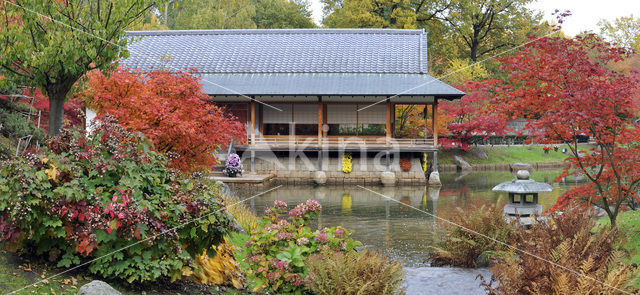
[[223, 153, 244, 177]]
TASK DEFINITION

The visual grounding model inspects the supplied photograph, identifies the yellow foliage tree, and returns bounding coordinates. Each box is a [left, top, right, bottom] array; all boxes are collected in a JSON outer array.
[[322, 0, 417, 29]]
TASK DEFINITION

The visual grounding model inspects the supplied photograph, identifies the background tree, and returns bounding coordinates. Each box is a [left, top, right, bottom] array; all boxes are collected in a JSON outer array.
[[441, 57, 489, 85], [322, 0, 417, 29], [394, 105, 448, 138], [492, 34, 639, 226], [128, 9, 169, 30], [439, 80, 506, 150], [165, 0, 315, 30], [83, 68, 246, 172], [321, 0, 546, 74], [0, 0, 160, 136], [253, 0, 316, 28], [599, 14, 640, 51], [438, 0, 544, 62], [168, 0, 256, 29]]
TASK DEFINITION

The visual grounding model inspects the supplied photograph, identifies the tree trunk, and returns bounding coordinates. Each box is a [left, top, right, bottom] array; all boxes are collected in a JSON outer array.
[[470, 40, 479, 62], [608, 211, 617, 227], [48, 97, 65, 136]]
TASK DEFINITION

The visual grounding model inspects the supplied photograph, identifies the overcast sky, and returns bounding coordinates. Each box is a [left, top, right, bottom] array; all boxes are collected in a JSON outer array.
[[308, 0, 640, 36]]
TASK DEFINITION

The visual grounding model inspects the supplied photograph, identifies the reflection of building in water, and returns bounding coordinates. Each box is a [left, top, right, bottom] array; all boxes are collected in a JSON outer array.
[[341, 194, 352, 214], [399, 196, 412, 211]]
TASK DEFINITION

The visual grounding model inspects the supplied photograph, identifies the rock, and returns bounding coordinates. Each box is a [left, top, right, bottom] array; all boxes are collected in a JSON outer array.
[[510, 162, 533, 172], [215, 180, 233, 196], [453, 156, 472, 171], [78, 280, 121, 295], [470, 148, 488, 160], [475, 251, 493, 268], [380, 171, 396, 187], [313, 171, 327, 185], [428, 171, 442, 186]]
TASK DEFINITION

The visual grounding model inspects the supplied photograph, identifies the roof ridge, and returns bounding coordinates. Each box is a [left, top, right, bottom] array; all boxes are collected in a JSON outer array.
[[126, 28, 425, 36]]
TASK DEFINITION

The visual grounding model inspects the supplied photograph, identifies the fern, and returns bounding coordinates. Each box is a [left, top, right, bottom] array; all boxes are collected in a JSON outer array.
[[485, 209, 639, 295]]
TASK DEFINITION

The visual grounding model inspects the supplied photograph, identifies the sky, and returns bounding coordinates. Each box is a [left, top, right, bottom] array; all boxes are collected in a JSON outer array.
[[308, 0, 640, 37]]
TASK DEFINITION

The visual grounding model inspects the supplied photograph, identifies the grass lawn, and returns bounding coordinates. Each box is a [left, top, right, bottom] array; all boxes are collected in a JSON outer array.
[[438, 144, 593, 165], [597, 210, 640, 288]]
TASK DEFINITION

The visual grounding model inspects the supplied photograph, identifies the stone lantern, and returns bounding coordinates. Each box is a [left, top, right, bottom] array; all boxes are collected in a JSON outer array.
[[492, 170, 553, 225]]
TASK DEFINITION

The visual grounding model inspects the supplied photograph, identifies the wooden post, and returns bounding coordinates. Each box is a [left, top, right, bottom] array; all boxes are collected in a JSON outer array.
[[318, 101, 323, 146], [432, 99, 438, 148], [250, 102, 256, 145], [386, 100, 391, 146], [424, 104, 428, 144]]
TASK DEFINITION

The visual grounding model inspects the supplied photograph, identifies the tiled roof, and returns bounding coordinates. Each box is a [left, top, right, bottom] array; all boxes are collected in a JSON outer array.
[[199, 73, 465, 98], [122, 29, 428, 74]]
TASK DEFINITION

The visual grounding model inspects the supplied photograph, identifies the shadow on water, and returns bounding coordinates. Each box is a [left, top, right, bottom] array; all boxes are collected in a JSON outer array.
[[234, 170, 583, 267]]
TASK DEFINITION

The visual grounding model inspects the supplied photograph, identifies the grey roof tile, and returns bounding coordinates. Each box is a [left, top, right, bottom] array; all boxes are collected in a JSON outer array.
[[122, 29, 428, 74]]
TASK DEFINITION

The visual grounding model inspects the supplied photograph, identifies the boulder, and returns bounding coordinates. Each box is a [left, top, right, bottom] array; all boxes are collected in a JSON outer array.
[[313, 171, 327, 185], [510, 162, 533, 172], [428, 171, 442, 186], [453, 156, 472, 172], [380, 171, 396, 187], [215, 180, 233, 196], [470, 148, 488, 160], [78, 281, 121, 295]]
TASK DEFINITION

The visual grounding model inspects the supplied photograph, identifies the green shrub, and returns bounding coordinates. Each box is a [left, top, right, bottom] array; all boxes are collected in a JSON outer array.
[[0, 118, 232, 282], [305, 249, 406, 295], [235, 200, 362, 293], [0, 100, 45, 159], [430, 204, 513, 267]]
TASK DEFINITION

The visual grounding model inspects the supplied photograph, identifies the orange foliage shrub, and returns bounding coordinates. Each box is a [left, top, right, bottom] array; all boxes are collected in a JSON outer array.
[[83, 68, 245, 171]]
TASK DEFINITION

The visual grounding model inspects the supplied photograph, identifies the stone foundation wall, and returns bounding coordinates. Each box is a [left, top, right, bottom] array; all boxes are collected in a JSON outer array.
[[439, 161, 566, 172], [238, 152, 427, 185]]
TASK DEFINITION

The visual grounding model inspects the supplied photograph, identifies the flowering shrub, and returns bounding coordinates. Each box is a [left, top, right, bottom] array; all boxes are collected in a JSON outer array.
[[223, 153, 244, 177], [422, 153, 428, 172], [0, 118, 232, 282], [342, 152, 353, 173], [237, 200, 362, 293], [399, 157, 411, 172]]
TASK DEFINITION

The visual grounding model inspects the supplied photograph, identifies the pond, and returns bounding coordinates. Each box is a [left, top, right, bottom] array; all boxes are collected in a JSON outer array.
[[233, 170, 583, 294], [235, 170, 582, 267]]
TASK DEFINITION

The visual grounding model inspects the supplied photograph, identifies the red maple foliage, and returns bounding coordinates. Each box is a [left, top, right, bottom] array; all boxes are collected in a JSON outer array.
[[83, 68, 246, 172], [439, 80, 507, 151], [491, 33, 640, 226]]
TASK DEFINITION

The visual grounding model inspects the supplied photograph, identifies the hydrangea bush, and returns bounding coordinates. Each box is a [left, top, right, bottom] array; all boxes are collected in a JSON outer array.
[[0, 118, 232, 282], [223, 153, 243, 177], [236, 200, 361, 293]]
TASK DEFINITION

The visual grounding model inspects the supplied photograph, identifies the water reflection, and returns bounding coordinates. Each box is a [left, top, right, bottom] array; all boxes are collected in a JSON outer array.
[[235, 170, 581, 267]]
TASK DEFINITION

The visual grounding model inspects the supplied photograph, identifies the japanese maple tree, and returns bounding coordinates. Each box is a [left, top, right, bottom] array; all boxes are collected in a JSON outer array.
[[439, 80, 507, 151], [492, 33, 640, 226], [83, 68, 246, 172], [0, 0, 160, 136]]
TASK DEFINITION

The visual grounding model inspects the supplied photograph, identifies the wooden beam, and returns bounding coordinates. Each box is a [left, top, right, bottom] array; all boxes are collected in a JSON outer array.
[[258, 104, 263, 135], [317, 101, 323, 146], [250, 102, 255, 145], [432, 99, 438, 148]]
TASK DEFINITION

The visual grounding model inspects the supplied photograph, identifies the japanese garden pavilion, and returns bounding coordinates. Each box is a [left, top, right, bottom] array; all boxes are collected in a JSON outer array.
[[122, 29, 464, 167]]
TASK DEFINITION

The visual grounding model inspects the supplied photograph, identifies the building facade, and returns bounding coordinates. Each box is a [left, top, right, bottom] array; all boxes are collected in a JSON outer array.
[[122, 29, 464, 184]]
